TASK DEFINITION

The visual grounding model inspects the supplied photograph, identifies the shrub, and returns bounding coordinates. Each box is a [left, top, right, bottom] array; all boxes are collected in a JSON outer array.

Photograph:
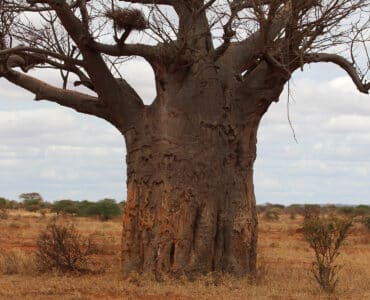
[[0, 208, 8, 219], [303, 214, 352, 293], [362, 216, 370, 232], [286, 204, 305, 216], [263, 207, 280, 221], [36, 222, 96, 273], [0, 197, 7, 208], [335, 206, 355, 216], [52, 200, 79, 216], [354, 205, 370, 216], [0, 198, 8, 219], [304, 204, 321, 218]]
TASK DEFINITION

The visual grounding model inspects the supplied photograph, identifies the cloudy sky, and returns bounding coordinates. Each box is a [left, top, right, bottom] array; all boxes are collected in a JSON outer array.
[[0, 59, 369, 205]]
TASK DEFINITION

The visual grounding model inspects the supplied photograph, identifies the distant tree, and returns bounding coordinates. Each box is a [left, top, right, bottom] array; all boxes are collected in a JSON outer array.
[[19, 192, 43, 202], [87, 199, 122, 221], [0, 197, 7, 209], [0, 197, 8, 219], [52, 200, 79, 216], [6, 200, 19, 210], [336, 206, 356, 216], [353, 205, 370, 216], [20, 193, 46, 212]]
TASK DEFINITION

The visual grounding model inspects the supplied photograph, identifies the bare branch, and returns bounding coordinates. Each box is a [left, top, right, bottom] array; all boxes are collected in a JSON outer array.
[[304, 53, 370, 94]]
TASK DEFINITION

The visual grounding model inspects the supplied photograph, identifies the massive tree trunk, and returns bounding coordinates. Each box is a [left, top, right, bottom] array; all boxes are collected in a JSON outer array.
[[121, 61, 287, 277]]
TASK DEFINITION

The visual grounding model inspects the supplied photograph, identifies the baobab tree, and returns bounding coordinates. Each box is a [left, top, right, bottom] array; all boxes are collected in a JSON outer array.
[[0, 0, 369, 277]]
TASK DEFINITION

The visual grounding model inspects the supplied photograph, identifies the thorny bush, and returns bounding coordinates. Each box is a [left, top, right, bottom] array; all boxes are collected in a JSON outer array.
[[36, 222, 96, 274]]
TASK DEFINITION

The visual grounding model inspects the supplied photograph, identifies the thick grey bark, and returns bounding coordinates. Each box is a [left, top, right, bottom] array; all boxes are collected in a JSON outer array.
[[121, 61, 287, 277]]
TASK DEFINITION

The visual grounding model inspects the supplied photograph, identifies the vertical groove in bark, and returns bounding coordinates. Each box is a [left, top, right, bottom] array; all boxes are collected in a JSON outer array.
[[121, 119, 263, 276]]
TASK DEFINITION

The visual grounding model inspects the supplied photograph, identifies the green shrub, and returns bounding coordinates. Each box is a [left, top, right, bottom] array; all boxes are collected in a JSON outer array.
[[0, 197, 8, 219], [86, 199, 122, 221], [354, 205, 370, 216], [303, 214, 352, 293], [0, 197, 7, 209], [335, 206, 355, 216], [52, 200, 79, 216]]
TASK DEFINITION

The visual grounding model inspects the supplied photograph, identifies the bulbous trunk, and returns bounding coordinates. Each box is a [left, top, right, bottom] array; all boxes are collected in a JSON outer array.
[[120, 61, 285, 277]]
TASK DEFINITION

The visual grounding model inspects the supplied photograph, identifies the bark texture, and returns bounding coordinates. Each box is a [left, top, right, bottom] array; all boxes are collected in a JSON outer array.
[[121, 61, 287, 276]]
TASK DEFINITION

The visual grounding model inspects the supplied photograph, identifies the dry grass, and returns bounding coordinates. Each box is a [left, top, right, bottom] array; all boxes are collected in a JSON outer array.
[[0, 211, 369, 299]]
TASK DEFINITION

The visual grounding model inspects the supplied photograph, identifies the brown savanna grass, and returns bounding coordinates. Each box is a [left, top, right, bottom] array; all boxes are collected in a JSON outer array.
[[0, 210, 369, 299]]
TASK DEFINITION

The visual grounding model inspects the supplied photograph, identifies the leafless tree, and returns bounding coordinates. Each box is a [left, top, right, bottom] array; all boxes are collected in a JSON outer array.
[[0, 0, 369, 277]]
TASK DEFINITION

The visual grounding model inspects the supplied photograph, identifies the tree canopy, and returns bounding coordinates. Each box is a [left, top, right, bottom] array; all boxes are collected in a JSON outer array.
[[0, 1, 368, 131]]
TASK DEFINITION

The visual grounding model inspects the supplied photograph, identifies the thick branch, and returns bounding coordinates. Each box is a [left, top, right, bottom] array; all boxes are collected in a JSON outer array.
[[47, 0, 145, 129], [304, 53, 370, 94], [90, 41, 160, 62], [2, 69, 107, 117], [120, 0, 173, 4]]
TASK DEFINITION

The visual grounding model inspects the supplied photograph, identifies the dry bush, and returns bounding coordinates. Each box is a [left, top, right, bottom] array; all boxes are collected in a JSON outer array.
[[0, 250, 36, 275], [362, 216, 370, 233], [0, 208, 8, 219], [304, 205, 321, 219], [303, 214, 352, 293], [36, 222, 97, 274], [263, 208, 280, 221]]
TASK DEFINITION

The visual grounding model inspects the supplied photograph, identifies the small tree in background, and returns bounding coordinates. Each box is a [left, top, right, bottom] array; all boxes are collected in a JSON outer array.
[[87, 199, 122, 221], [20, 193, 47, 212], [303, 214, 352, 293], [52, 200, 79, 216]]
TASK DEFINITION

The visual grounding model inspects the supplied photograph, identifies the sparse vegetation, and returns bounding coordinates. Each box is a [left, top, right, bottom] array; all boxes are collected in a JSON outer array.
[[0, 250, 35, 275], [0, 206, 369, 299], [52, 199, 122, 220], [303, 214, 352, 293]]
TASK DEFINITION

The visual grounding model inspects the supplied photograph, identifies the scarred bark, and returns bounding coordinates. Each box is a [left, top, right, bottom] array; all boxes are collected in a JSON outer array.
[[121, 61, 287, 276]]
